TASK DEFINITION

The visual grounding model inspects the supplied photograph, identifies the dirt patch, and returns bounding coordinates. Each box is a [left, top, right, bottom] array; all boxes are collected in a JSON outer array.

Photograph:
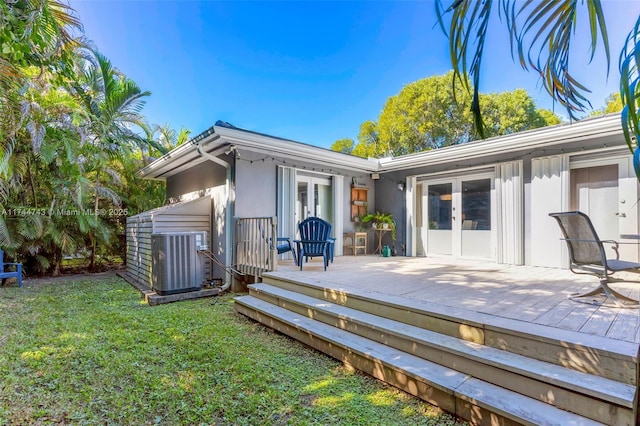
[[19, 268, 125, 287]]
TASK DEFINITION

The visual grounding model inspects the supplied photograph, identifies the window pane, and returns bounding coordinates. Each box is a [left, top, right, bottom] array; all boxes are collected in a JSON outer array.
[[428, 183, 452, 230], [462, 179, 491, 230]]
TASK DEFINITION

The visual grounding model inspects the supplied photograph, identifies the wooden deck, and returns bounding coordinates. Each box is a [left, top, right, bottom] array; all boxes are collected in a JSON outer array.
[[270, 255, 640, 344], [236, 255, 640, 424]]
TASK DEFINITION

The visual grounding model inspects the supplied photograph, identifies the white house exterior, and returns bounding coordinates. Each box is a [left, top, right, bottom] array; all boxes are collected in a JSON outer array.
[[132, 114, 638, 288]]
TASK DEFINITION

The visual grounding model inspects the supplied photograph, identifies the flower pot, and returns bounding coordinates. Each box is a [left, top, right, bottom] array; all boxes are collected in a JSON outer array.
[[382, 223, 389, 230]]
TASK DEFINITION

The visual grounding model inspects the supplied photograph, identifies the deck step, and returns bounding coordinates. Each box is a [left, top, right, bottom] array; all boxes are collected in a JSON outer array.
[[248, 283, 635, 412], [235, 295, 605, 426], [262, 273, 639, 386]]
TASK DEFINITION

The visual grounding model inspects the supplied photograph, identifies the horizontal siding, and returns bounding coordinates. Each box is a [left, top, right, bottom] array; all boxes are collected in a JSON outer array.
[[126, 198, 211, 289]]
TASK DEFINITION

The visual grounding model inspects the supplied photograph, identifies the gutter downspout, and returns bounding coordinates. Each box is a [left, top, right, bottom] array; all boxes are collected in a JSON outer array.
[[195, 141, 233, 292]]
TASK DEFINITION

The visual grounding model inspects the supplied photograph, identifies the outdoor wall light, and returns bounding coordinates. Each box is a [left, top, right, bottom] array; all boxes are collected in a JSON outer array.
[[398, 183, 405, 191]]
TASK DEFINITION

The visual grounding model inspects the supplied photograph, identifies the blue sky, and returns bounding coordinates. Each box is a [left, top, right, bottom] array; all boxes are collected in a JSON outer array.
[[70, 0, 639, 149]]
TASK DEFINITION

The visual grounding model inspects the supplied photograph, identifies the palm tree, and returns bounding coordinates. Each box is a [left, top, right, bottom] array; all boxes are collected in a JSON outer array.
[[0, 0, 83, 252], [436, 0, 640, 175], [70, 47, 153, 269], [0, 0, 82, 137], [139, 123, 191, 163]]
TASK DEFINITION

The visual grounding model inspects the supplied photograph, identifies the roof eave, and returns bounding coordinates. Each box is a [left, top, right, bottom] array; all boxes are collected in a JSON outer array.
[[139, 125, 380, 179], [378, 114, 623, 172], [213, 126, 379, 173]]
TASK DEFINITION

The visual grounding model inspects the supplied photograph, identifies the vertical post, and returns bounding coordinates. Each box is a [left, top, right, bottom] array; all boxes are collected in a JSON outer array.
[[270, 217, 278, 271]]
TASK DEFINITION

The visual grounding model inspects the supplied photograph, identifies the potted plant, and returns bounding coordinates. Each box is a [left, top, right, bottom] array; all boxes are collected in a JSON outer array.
[[362, 211, 396, 240]]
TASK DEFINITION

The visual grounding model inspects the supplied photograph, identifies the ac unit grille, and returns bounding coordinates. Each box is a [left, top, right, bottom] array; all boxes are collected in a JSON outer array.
[[151, 232, 206, 295]]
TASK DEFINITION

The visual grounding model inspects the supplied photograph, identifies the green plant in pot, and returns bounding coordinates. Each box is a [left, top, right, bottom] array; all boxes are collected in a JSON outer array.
[[362, 211, 396, 240]]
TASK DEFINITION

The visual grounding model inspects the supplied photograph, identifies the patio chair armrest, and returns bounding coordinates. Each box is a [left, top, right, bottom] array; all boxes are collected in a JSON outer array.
[[601, 240, 620, 259], [2, 262, 22, 271]]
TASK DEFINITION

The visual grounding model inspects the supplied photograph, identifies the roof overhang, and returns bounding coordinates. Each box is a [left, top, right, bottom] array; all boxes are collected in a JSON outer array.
[[378, 113, 625, 172], [139, 114, 626, 180], [139, 125, 379, 180]]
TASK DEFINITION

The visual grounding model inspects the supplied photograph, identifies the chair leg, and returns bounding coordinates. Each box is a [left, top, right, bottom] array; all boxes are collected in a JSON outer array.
[[570, 278, 638, 307]]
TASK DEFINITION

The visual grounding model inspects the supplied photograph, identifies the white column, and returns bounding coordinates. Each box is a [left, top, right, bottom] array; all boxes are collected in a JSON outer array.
[[405, 176, 417, 256], [530, 155, 569, 267], [496, 161, 524, 265]]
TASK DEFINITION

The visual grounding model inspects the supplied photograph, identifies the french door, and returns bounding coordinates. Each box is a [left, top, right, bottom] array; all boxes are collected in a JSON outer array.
[[421, 174, 494, 259], [296, 175, 333, 223]]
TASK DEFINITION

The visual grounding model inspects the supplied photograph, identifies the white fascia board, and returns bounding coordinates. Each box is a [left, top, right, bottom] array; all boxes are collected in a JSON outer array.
[[378, 114, 624, 172], [213, 126, 379, 173], [139, 126, 379, 179], [139, 114, 623, 179], [138, 134, 225, 180]]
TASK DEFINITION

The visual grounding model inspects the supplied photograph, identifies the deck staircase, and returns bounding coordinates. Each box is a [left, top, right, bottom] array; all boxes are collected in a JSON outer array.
[[234, 273, 639, 425]]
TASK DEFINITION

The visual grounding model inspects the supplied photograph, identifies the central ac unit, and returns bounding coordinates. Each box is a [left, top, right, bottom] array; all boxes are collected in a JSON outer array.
[[151, 232, 206, 295]]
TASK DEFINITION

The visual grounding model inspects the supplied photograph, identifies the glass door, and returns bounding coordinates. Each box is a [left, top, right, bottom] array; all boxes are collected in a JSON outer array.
[[423, 175, 494, 259], [427, 183, 453, 255], [296, 175, 333, 223], [460, 178, 492, 258]]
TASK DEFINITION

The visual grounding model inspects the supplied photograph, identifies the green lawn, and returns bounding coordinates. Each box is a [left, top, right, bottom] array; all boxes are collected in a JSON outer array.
[[0, 275, 465, 425]]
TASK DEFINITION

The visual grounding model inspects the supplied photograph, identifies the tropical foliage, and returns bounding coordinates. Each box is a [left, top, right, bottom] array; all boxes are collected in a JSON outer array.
[[332, 72, 559, 158], [590, 92, 623, 116], [0, 1, 178, 275], [436, 0, 640, 178]]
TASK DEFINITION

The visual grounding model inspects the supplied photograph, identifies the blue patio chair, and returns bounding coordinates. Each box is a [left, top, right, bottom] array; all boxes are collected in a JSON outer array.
[[257, 219, 297, 266], [549, 211, 640, 307], [274, 237, 297, 265], [295, 217, 332, 271], [0, 249, 22, 287]]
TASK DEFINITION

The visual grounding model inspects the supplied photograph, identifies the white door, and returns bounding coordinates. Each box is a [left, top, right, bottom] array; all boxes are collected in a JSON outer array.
[[460, 177, 493, 258], [570, 157, 638, 260], [423, 174, 494, 259], [296, 175, 333, 223], [425, 181, 453, 255]]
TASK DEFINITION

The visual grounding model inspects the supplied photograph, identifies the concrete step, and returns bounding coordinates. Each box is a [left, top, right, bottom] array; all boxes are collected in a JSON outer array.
[[234, 295, 605, 426], [247, 283, 636, 425], [262, 274, 639, 386]]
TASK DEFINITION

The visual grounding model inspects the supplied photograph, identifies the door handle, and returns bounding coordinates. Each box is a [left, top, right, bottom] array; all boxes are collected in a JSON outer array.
[[616, 212, 627, 218]]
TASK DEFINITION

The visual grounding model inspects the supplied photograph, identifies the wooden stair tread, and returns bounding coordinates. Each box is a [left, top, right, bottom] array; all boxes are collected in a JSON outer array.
[[235, 295, 604, 426], [262, 274, 639, 362], [249, 283, 636, 409]]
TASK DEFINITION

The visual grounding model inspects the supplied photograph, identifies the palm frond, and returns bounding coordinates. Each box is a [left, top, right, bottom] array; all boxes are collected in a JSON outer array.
[[504, 0, 609, 118], [620, 15, 640, 180], [436, 0, 494, 138], [0, 216, 13, 248], [17, 213, 45, 240]]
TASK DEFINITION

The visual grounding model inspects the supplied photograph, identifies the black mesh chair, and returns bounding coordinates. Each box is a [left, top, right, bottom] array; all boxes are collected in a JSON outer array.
[[549, 211, 640, 307]]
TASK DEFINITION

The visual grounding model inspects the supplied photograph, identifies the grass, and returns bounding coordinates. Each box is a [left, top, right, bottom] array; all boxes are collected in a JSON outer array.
[[0, 275, 466, 425]]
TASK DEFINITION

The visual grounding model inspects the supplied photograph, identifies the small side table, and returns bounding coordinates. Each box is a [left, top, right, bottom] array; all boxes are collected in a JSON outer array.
[[344, 232, 367, 255], [373, 228, 391, 255]]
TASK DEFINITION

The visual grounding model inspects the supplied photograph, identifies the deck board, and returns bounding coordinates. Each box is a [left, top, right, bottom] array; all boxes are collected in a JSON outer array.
[[273, 255, 640, 344]]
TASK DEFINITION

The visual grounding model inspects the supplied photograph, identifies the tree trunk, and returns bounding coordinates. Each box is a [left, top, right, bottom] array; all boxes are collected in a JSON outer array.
[[90, 170, 100, 271]]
